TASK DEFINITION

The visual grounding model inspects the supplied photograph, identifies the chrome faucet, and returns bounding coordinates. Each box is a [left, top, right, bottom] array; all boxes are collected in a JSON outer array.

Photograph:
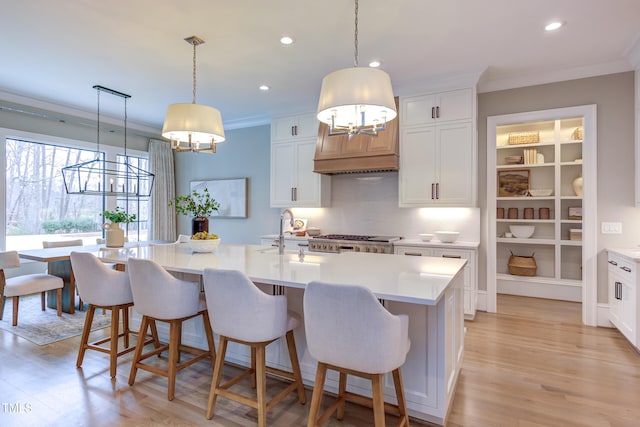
[[277, 208, 294, 254]]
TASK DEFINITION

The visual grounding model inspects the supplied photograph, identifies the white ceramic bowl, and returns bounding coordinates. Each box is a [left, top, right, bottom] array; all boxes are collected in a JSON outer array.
[[509, 225, 535, 238], [188, 238, 220, 252], [435, 231, 460, 243], [419, 233, 434, 242]]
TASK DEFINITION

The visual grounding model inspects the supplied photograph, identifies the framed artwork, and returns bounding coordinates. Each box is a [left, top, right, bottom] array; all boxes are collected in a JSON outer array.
[[497, 169, 530, 197], [191, 178, 248, 218]]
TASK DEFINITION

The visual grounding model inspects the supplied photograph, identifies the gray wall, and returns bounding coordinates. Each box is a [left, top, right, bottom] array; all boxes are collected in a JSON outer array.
[[174, 125, 279, 243], [478, 72, 637, 303]]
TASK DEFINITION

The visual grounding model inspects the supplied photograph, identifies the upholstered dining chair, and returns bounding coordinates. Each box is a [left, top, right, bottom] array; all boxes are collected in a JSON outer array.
[[42, 239, 84, 310], [303, 281, 411, 427], [70, 251, 156, 378], [127, 257, 216, 401], [0, 251, 63, 326], [202, 268, 306, 427]]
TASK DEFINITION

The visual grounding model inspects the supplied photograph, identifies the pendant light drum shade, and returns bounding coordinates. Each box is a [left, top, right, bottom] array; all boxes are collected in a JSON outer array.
[[317, 67, 397, 128], [162, 102, 225, 145]]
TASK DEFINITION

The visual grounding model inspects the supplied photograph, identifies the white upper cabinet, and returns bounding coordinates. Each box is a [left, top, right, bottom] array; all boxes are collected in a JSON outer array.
[[271, 113, 320, 142], [401, 88, 473, 127], [270, 113, 330, 208], [399, 87, 477, 207]]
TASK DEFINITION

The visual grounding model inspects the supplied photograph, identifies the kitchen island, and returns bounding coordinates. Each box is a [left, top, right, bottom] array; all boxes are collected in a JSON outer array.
[[95, 243, 465, 425]]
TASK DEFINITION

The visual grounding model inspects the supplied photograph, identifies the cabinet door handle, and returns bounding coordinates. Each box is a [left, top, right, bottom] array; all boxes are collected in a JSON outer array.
[[295, 125, 298, 136], [404, 252, 423, 256], [441, 254, 462, 259], [436, 106, 440, 118], [615, 281, 622, 300], [621, 266, 632, 273], [431, 107, 435, 119], [608, 260, 618, 266], [436, 182, 440, 199], [293, 187, 298, 201], [291, 187, 295, 201], [431, 183, 436, 200]]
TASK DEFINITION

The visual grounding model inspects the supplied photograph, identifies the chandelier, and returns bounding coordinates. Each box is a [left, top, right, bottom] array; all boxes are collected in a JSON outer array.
[[316, 0, 397, 139], [162, 36, 225, 153], [62, 85, 154, 197]]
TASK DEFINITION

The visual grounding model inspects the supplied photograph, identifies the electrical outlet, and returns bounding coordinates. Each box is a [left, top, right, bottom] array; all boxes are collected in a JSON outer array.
[[601, 222, 622, 234]]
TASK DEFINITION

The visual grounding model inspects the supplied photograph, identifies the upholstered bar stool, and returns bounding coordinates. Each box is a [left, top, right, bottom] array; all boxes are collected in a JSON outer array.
[[304, 281, 411, 427], [0, 251, 63, 326], [70, 251, 156, 378], [127, 258, 216, 401], [202, 268, 306, 427]]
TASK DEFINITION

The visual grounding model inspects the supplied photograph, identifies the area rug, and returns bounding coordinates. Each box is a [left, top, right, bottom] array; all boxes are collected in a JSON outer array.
[[0, 294, 111, 345]]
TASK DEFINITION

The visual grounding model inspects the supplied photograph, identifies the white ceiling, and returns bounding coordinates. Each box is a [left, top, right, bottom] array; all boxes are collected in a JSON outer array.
[[1, 0, 639, 132]]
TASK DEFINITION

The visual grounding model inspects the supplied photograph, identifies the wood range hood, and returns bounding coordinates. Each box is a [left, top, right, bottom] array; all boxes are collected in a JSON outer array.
[[313, 97, 399, 175]]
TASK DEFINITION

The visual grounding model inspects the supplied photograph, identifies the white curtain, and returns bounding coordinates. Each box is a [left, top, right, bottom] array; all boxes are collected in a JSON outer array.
[[148, 139, 176, 241]]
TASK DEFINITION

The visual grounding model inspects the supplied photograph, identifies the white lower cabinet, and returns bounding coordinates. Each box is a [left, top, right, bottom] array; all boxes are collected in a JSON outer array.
[[607, 251, 638, 349], [394, 245, 477, 319]]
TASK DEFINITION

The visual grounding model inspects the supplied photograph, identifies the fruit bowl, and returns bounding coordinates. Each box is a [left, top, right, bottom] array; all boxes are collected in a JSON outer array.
[[188, 237, 220, 252], [419, 233, 434, 242], [529, 189, 553, 197], [509, 225, 535, 238], [435, 231, 460, 243]]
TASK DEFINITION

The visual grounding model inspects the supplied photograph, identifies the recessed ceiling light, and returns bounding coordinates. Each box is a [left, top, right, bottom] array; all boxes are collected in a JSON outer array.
[[280, 36, 294, 45], [259, 85, 270, 91], [545, 21, 563, 31], [368, 60, 381, 68]]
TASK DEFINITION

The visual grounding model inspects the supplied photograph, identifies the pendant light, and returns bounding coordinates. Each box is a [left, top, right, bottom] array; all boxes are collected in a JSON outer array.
[[62, 85, 154, 197], [317, 0, 397, 139], [162, 36, 225, 153]]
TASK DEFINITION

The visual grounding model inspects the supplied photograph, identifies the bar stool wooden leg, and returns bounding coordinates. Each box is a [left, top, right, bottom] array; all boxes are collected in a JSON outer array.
[[128, 316, 150, 386], [307, 362, 327, 427], [372, 374, 385, 427], [206, 336, 228, 419], [109, 306, 120, 378], [202, 311, 216, 367], [123, 306, 130, 348], [256, 343, 267, 427], [167, 319, 181, 401], [77, 305, 96, 368], [56, 288, 62, 317], [337, 372, 347, 420], [393, 368, 409, 427], [285, 330, 307, 404]]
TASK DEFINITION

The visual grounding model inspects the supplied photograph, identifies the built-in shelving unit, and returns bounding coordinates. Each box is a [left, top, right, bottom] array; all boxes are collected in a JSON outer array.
[[486, 105, 598, 326]]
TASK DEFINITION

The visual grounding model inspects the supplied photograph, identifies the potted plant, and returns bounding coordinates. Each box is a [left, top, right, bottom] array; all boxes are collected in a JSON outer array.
[[169, 188, 220, 235], [102, 206, 136, 247]]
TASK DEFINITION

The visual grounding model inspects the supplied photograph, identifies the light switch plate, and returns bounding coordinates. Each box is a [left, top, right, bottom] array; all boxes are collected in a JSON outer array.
[[601, 222, 622, 234]]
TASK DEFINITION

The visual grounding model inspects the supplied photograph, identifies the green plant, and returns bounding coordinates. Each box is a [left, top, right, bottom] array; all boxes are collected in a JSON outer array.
[[102, 206, 137, 224], [169, 188, 220, 218]]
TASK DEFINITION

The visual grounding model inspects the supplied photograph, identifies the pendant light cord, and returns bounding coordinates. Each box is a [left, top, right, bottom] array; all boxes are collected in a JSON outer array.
[[192, 40, 197, 104], [353, 0, 359, 67]]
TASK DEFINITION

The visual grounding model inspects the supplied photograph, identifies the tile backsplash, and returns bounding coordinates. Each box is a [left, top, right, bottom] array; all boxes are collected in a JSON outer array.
[[290, 172, 480, 242]]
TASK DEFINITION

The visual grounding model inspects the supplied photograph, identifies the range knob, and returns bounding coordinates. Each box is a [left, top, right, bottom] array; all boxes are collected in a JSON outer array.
[[354, 246, 360, 252], [364, 247, 370, 252]]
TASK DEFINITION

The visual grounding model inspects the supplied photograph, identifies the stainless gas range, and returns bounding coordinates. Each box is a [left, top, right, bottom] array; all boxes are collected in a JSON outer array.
[[308, 234, 401, 254]]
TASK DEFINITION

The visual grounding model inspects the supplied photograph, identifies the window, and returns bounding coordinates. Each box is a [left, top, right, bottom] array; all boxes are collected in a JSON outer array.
[[4, 136, 149, 250]]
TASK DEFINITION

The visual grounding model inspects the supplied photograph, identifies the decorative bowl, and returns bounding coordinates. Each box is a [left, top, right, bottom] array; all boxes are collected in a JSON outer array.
[[188, 238, 220, 253], [529, 189, 553, 197], [306, 227, 321, 237], [419, 233, 434, 242], [435, 231, 460, 243], [509, 225, 535, 238]]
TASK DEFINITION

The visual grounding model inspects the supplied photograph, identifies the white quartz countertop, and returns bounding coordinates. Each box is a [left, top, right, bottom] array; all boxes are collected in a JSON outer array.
[[95, 243, 465, 305], [607, 248, 640, 261], [395, 239, 480, 249]]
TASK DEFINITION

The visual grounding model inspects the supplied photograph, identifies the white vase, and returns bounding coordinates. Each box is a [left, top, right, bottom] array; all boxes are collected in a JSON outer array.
[[104, 223, 125, 247], [572, 176, 583, 196]]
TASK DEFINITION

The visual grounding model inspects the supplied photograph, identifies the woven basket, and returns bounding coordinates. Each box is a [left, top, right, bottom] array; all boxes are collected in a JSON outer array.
[[508, 251, 537, 276], [508, 131, 539, 145], [572, 127, 583, 140]]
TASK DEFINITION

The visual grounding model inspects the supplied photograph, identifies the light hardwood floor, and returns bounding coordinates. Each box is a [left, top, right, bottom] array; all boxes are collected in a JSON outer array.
[[1, 295, 639, 427]]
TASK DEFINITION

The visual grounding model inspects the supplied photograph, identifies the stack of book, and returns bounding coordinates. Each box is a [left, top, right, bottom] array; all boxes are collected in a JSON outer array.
[[523, 148, 538, 164]]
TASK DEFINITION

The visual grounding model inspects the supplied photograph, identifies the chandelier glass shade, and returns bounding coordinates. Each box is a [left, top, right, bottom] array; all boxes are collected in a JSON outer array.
[[162, 36, 225, 153]]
